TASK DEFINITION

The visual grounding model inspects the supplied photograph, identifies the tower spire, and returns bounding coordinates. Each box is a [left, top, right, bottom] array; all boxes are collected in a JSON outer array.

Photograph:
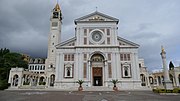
[[54, 3, 61, 11], [52, 2, 62, 21]]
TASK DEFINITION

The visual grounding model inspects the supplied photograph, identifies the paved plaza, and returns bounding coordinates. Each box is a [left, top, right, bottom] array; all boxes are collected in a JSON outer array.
[[0, 90, 180, 101]]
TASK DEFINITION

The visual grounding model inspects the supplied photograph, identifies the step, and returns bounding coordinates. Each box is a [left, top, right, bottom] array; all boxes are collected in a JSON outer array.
[[83, 86, 114, 91]]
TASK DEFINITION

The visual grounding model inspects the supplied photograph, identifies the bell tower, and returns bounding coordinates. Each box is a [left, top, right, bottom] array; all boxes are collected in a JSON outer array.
[[46, 3, 62, 69]]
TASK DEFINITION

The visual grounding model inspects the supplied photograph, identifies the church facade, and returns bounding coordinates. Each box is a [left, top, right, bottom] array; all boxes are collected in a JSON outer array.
[[46, 4, 142, 89], [8, 3, 148, 90]]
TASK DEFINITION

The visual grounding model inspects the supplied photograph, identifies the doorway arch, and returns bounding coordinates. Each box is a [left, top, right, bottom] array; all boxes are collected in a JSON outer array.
[[50, 74, 55, 86], [90, 53, 105, 86], [13, 74, 19, 86]]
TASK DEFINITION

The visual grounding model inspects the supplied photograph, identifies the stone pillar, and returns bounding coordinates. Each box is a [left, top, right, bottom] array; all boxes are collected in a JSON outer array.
[[146, 76, 150, 87], [160, 46, 173, 89], [17, 76, 20, 87], [88, 60, 91, 86], [21, 77, 24, 86], [29, 77, 32, 86], [157, 78, 159, 86], [104, 60, 108, 86], [11, 77, 13, 86], [46, 77, 49, 86], [37, 77, 40, 86]]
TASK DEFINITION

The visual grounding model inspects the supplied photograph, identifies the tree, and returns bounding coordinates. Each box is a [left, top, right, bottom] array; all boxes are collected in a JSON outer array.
[[0, 48, 28, 90], [169, 61, 174, 70]]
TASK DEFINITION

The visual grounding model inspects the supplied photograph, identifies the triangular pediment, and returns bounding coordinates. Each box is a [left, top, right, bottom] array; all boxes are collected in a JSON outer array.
[[74, 11, 119, 24], [56, 37, 76, 48], [117, 36, 139, 47]]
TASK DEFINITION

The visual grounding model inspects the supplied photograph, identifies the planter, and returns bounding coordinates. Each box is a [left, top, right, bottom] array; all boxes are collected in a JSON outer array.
[[76, 80, 84, 91], [78, 86, 83, 91], [113, 86, 118, 91]]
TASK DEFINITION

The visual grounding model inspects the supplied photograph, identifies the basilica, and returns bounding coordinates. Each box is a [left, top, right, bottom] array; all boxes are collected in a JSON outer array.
[[8, 3, 180, 90]]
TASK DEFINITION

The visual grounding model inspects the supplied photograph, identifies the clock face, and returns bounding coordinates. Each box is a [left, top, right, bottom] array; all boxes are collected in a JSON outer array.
[[92, 31, 102, 42]]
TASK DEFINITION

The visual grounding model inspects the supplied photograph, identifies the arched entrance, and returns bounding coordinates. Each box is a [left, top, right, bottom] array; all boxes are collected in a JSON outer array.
[[140, 74, 146, 86], [13, 74, 19, 86], [149, 76, 154, 84], [50, 74, 55, 86], [39, 76, 45, 85], [90, 53, 105, 86]]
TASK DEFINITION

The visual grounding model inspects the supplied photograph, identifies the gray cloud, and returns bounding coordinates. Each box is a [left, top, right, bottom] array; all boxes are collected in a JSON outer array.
[[0, 0, 180, 71]]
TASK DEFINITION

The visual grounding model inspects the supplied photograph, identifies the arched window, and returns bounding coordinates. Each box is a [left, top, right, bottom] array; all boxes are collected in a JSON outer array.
[[122, 64, 131, 78], [67, 68, 70, 76], [124, 67, 128, 76], [50, 64, 53, 68], [64, 64, 73, 78]]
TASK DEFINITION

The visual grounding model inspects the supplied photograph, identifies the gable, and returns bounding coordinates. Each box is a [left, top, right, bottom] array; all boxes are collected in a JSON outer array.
[[74, 11, 119, 24], [56, 37, 76, 48], [117, 36, 139, 47]]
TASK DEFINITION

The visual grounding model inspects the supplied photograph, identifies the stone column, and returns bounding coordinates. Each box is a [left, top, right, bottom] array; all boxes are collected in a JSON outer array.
[[46, 77, 49, 86], [11, 77, 13, 86], [21, 77, 24, 86], [29, 77, 32, 86], [88, 60, 91, 86], [160, 46, 173, 89], [37, 77, 40, 86], [156, 77, 159, 86], [146, 76, 150, 87], [104, 60, 108, 86]]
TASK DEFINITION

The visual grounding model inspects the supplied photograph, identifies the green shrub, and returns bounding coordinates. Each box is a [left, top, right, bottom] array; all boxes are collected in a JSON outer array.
[[173, 88, 180, 93], [166, 90, 173, 93], [158, 89, 166, 93], [153, 88, 180, 93], [0, 80, 10, 90], [173, 88, 179, 93], [152, 89, 159, 93]]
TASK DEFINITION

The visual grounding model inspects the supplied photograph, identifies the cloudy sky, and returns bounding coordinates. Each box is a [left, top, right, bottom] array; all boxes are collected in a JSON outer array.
[[0, 0, 180, 71]]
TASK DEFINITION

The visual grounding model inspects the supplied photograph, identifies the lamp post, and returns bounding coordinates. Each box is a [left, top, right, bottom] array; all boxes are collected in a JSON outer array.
[[160, 46, 173, 89]]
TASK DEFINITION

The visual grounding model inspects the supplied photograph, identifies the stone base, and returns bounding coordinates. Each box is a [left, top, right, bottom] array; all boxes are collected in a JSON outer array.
[[164, 80, 173, 90], [53, 80, 149, 90]]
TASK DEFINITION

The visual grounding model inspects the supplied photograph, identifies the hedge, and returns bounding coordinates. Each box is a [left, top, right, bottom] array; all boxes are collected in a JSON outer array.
[[153, 88, 180, 93]]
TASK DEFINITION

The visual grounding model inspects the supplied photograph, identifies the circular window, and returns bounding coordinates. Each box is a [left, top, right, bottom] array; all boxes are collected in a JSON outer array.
[[91, 31, 102, 42]]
